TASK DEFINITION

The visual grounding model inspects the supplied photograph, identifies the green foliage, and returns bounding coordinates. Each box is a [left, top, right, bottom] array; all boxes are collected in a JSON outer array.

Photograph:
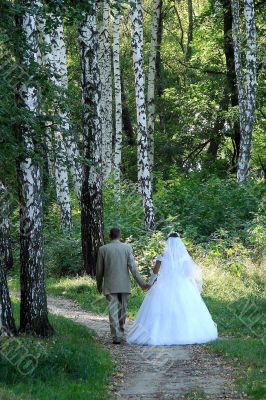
[[45, 236, 82, 276], [43, 194, 83, 276], [131, 230, 165, 276], [154, 173, 266, 254], [103, 177, 145, 239]]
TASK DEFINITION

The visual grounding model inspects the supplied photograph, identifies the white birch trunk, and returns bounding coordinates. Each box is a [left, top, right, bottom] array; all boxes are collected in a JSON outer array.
[[79, 6, 104, 276], [98, 0, 113, 180], [18, 0, 53, 337], [40, 16, 72, 228], [231, 0, 256, 182], [53, 131, 72, 229], [49, 17, 83, 198], [113, 7, 123, 186], [130, 0, 155, 229], [147, 0, 162, 172]]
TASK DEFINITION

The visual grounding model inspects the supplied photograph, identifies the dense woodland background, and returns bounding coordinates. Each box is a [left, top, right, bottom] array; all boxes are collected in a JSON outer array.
[[0, 0, 265, 399]]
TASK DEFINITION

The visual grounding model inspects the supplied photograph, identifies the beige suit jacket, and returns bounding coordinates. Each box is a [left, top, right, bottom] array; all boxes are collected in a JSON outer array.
[[96, 240, 145, 295]]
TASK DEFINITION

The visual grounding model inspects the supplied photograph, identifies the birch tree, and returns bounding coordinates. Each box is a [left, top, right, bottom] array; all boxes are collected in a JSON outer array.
[[231, 0, 256, 182], [17, 0, 53, 337], [130, 0, 155, 229], [46, 13, 82, 199], [0, 182, 13, 271], [113, 6, 123, 185], [79, 4, 104, 276], [147, 0, 162, 172], [0, 259, 16, 336], [98, 0, 113, 180], [40, 14, 72, 229]]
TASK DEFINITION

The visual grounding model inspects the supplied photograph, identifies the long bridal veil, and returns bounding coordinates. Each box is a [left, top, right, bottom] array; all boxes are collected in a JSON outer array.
[[160, 236, 203, 292], [127, 235, 218, 345]]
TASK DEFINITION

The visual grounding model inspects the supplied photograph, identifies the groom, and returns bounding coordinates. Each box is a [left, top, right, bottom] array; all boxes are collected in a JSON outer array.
[[96, 227, 150, 344]]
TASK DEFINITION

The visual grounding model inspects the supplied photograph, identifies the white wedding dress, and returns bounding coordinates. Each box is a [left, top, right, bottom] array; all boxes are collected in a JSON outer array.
[[127, 237, 218, 345]]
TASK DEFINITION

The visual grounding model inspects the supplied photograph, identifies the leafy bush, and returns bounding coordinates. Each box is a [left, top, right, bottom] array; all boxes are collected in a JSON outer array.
[[154, 173, 266, 254], [103, 177, 145, 239], [44, 196, 82, 276], [132, 231, 166, 276], [45, 236, 82, 276]]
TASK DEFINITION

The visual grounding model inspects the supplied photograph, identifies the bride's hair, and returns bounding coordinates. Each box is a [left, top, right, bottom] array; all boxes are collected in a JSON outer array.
[[167, 231, 180, 239]]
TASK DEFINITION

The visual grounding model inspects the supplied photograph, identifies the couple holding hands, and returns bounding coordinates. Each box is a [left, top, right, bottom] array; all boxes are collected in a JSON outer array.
[[96, 227, 218, 345]]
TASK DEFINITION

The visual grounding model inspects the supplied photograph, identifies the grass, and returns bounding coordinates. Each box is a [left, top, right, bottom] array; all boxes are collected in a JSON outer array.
[[0, 297, 113, 400], [211, 339, 265, 398]]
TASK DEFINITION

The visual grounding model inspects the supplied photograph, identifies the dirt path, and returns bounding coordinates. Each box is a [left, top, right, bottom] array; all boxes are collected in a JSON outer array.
[[47, 295, 247, 400]]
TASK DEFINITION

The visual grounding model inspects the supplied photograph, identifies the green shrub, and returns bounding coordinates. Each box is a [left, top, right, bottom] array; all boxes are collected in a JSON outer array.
[[45, 236, 82, 276], [154, 173, 266, 254], [42, 192, 83, 276], [103, 177, 145, 239]]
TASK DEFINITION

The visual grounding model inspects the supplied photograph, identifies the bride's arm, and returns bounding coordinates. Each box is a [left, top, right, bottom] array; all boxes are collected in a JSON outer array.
[[153, 260, 161, 274], [148, 260, 161, 285]]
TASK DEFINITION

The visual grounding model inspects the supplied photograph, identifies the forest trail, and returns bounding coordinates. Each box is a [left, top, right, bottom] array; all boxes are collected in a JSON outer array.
[[47, 295, 246, 400]]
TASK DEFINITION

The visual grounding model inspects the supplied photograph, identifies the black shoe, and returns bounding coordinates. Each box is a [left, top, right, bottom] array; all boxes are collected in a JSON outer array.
[[113, 339, 121, 344]]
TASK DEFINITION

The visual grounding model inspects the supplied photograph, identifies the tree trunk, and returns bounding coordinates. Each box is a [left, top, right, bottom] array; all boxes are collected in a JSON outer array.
[[98, 0, 113, 180], [0, 183, 13, 271], [0, 260, 16, 336], [53, 131, 72, 229], [44, 125, 55, 178], [41, 12, 82, 200], [18, 1, 53, 337], [130, 0, 155, 229], [113, 7, 123, 185], [39, 14, 72, 229], [79, 6, 104, 276], [231, 0, 256, 182], [51, 17, 83, 200], [185, 0, 193, 61], [222, 0, 241, 168], [147, 0, 162, 172]]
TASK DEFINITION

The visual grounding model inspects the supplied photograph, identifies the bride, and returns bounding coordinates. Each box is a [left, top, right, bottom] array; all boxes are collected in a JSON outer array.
[[127, 232, 218, 345]]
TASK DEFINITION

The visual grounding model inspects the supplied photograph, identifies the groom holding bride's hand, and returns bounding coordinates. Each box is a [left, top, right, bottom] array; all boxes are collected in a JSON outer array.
[[96, 227, 150, 344]]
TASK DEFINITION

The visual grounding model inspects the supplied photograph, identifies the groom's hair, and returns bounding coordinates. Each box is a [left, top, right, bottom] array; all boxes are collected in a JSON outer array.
[[110, 227, 121, 239]]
